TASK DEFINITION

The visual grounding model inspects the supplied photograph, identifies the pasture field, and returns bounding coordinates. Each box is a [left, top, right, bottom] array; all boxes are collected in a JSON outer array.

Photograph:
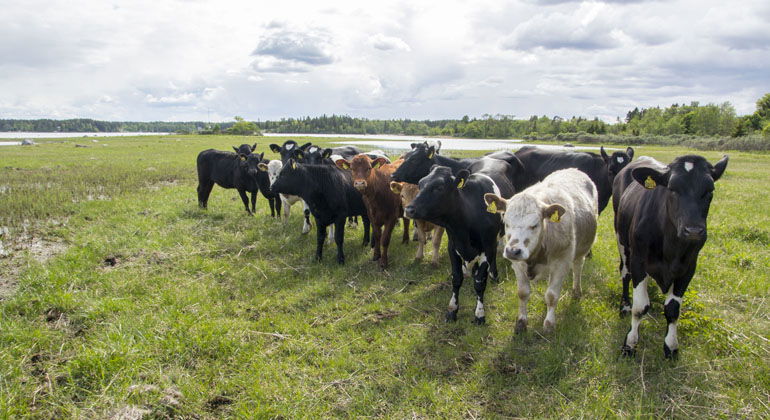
[[0, 135, 768, 419]]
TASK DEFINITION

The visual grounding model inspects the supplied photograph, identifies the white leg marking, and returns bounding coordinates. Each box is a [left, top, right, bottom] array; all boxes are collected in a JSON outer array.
[[625, 278, 649, 348], [512, 262, 530, 325], [448, 293, 458, 312], [474, 300, 485, 319], [543, 261, 568, 332], [665, 284, 682, 351]]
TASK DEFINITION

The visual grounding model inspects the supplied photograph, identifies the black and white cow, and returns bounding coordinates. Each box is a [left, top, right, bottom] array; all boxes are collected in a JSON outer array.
[[233, 143, 257, 156], [404, 165, 514, 324], [269, 140, 311, 164], [512, 146, 634, 213], [196, 149, 281, 216], [613, 154, 728, 358], [271, 160, 371, 264], [300, 145, 362, 165]]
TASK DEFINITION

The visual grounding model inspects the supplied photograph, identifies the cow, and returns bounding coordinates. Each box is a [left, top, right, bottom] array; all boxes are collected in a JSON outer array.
[[271, 159, 371, 264], [196, 149, 281, 216], [269, 140, 311, 164], [613, 154, 728, 358], [389, 182, 445, 266], [233, 143, 257, 156], [404, 164, 515, 324], [484, 169, 598, 333], [258, 160, 312, 233], [601, 146, 635, 183], [336, 155, 408, 269], [511, 145, 634, 214], [300, 145, 362, 165]]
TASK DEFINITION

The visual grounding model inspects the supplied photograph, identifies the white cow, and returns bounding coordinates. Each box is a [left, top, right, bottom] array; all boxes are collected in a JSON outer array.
[[485, 168, 598, 333], [259, 161, 312, 234]]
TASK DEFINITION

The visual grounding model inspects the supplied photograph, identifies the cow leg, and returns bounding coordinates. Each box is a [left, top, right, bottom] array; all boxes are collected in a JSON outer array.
[[414, 224, 427, 261], [511, 261, 530, 333], [543, 260, 568, 333], [572, 255, 585, 299], [446, 241, 464, 322], [431, 227, 444, 267], [486, 245, 499, 283], [380, 219, 396, 269], [361, 215, 371, 247], [622, 261, 650, 357], [412, 220, 419, 241], [618, 237, 632, 316], [371, 223, 383, 262], [347, 216, 358, 229], [302, 201, 312, 234], [238, 189, 252, 214], [281, 196, 291, 223], [664, 283, 683, 359], [197, 181, 214, 209], [334, 217, 346, 265], [251, 191, 258, 214], [273, 196, 281, 218], [327, 225, 334, 245], [472, 254, 490, 325], [401, 217, 409, 244], [315, 219, 327, 261]]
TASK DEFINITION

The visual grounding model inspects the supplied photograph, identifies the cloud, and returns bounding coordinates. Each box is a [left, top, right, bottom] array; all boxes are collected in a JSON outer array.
[[370, 34, 411, 51], [251, 24, 335, 73]]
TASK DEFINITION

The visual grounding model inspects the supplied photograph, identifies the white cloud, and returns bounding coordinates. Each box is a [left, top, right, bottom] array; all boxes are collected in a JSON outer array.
[[0, 0, 767, 121]]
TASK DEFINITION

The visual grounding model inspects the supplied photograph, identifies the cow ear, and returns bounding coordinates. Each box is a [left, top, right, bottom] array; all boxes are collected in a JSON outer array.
[[335, 159, 351, 170], [410, 143, 418, 149], [269, 144, 281, 153], [543, 204, 566, 222], [455, 169, 469, 189], [295, 149, 304, 160], [711, 155, 729, 182], [322, 148, 333, 159], [372, 157, 388, 170], [233, 146, 239, 153], [435, 140, 442, 154], [426, 146, 436, 159], [258, 163, 268, 172], [390, 181, 403, 194], [300, 142, 312, 150], [600, 146, 609, 162], [484, 193, 506, 214], [258, 152, 265, 161], [626, 147, 634, 160], [251, 143, 257, 152], [632, 166, 669, 189]]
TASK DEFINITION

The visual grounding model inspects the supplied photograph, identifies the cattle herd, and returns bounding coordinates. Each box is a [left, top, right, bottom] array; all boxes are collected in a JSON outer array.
[[196, 140, 728, 359]]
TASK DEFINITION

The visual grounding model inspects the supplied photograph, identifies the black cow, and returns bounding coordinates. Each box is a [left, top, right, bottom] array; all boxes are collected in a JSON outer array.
[[404, 165, 514, 324], [269, 140, 312, 164], [512, 146, 634, 213], [613, 154, 728, 358], [196, 149, 281, 216], [271, 160, 371, 264], [299, 145, 362, 165], [391, 142, 478, 184], [601, 146, 635, 183], [233, 143, 257, 156]]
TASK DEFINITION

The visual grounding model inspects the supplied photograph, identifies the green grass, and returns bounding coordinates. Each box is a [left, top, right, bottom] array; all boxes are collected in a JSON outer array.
[[0, 135, 768, 418]]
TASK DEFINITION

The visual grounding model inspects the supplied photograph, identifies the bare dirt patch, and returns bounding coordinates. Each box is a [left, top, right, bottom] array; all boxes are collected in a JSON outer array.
[[0, 227, 68, 300]]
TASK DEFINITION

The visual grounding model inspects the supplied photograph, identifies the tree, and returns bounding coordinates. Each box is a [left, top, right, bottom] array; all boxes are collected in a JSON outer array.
[[227, 116, 260, 135], [756, 93, 770, 120]]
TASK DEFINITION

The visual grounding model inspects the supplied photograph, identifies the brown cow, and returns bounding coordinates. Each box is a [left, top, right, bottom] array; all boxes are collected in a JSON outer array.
[[390, 182, 444, 266], [336, 154, 408, 269]]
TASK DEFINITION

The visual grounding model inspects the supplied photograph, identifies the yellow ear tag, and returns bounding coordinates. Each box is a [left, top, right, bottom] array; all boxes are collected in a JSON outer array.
[[427, 151, 434, 159], [644, 176, 656, 189], [343, 162, 350, 170], [291, 161, 297, 169], [240, 155, 246, 161], [550, 211, 560, 223], [457, 178, 465, 189], [487, 200, 497, 213]]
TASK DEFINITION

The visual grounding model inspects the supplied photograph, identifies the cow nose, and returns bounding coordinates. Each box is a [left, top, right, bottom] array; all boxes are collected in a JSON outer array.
[[683, 226, 706, 240], [504, 247, 523, 260], [404, 205, 416, 218], [354, 180, 366, 190]]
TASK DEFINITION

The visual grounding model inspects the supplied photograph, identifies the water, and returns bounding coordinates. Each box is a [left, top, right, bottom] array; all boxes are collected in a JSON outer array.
[[263, 133, 608, 152]]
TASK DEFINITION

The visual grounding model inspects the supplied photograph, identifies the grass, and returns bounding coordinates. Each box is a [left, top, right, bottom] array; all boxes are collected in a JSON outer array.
[[0, 135, 768, 418]]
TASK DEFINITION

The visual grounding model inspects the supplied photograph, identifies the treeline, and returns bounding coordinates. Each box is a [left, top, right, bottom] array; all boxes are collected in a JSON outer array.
[[0, 119, 210, 133]]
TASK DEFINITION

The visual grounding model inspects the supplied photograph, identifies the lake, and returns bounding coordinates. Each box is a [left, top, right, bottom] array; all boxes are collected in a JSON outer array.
[[0, 132, 169, 145]]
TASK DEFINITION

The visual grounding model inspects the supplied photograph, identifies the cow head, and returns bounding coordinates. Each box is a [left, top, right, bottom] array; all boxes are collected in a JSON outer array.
[[390, 182, 419, 218], [239, 151, 264, 178], [258, 160, 283, 187], [391, 142, 437, 184], [269, 140, 312, 164], [484, 192, 565, 261], [270, 158, 308, 196], [601, 146, 634, 182], [404, 166, 466, 220], [631, 154, 728, 242], [301, 146, 334, 165], [337, 154, 388, 191], [233, 143, 257, 156]]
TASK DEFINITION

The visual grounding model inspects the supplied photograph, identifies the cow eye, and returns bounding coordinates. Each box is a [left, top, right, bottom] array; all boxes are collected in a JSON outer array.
[[530, 224, 538, 230]]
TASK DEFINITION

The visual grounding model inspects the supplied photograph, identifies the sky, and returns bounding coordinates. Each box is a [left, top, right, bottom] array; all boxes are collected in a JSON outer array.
[[1, 0, 768, 122]]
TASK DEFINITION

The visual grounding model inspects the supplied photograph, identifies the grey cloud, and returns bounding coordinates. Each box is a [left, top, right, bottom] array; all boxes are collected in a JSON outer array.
[[370, 34, 411, 52], [503, 22, 618, 51], [529, 0, 657, 4], [252, 28, 334, 68]]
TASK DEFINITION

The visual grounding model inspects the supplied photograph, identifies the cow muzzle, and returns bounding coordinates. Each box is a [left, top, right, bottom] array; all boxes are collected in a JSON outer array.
[[680, 225, 706, 242], [353, 180, 367, 190], [503, 247, 525, 261], [404, 205, 417, 219]]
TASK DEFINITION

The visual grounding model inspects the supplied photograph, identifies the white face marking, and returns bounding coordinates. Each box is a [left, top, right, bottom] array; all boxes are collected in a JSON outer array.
[[502, 207, 542, 261], [285, 143, 294, 150], [617, 156, 624, 164], [309, 146, 318, 153], [267, 161, 283, 186], [684, 161, 694, 172]]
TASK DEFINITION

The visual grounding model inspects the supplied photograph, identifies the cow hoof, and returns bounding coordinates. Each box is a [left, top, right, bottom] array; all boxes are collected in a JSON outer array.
[[472, 316, 486, 325], [445, 311, 458, 322], [514, 319, 527, 334], [663, 344, 679, 360], [620, 345, 636, 358], [572, 289, 582, 299], [430, 261, 439, 268], [372, 254, 380, 261], [619, 304, 631, 317], [543, 320, 555, 334], [337, 257, 345, 265]]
